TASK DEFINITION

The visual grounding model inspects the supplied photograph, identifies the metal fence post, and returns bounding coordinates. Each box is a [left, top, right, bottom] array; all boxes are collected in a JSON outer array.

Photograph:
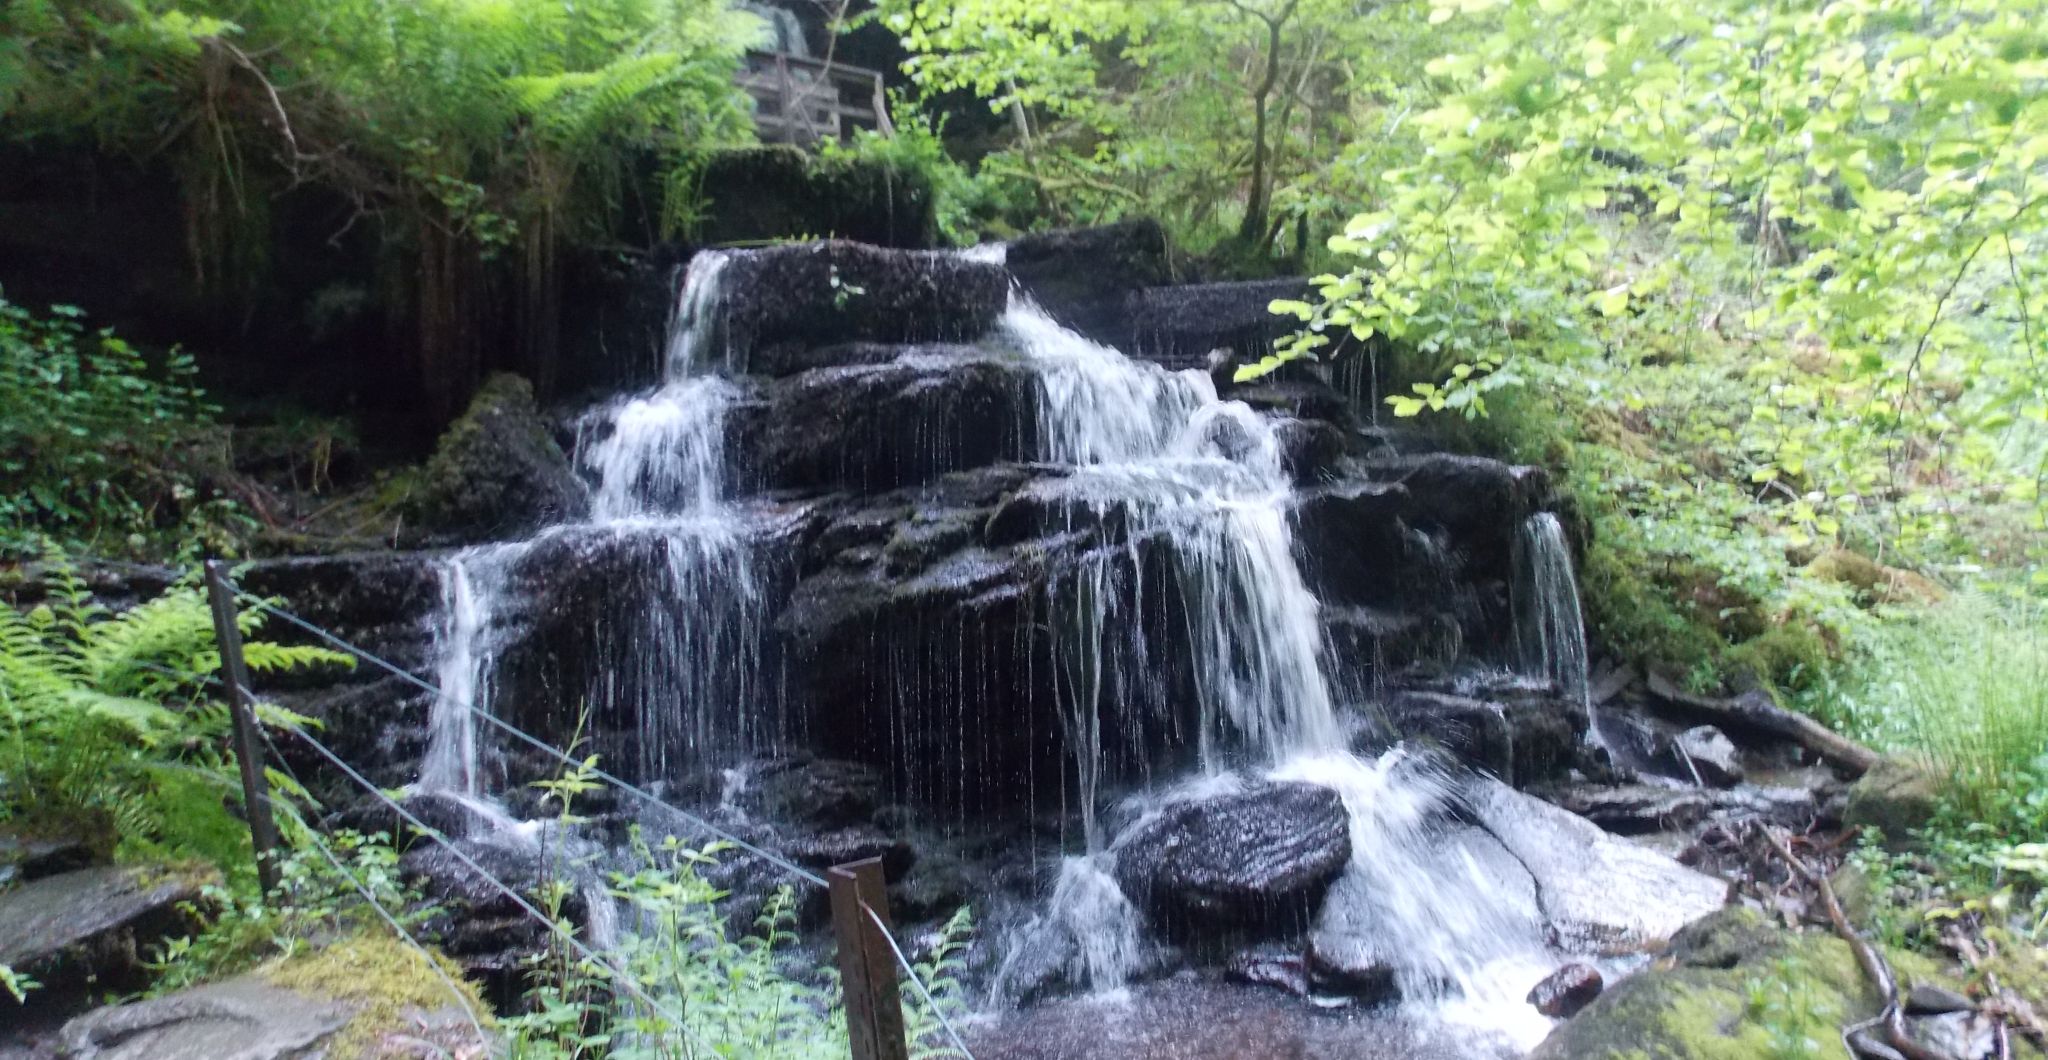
[[204, 560, 284, 896], [829, 857, 909, 1060]]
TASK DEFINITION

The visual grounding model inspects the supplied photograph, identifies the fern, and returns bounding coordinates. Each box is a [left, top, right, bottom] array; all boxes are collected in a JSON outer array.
[[0, 548, 350, 872]]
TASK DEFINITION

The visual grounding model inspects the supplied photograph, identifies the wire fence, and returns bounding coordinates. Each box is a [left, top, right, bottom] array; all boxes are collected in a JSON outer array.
[[62, 554, 977, 1059]]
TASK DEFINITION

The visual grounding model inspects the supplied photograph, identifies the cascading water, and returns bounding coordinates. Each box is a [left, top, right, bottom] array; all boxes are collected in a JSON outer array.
[[418, 248, 763, 800], [1513, 512, 1600, 748], [988, 295, 1566, 1044]]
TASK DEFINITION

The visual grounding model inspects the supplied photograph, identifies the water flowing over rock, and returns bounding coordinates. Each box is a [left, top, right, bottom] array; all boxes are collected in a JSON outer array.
[[238, 230, 1744, 1058], [1112, 782, 1351, 934]]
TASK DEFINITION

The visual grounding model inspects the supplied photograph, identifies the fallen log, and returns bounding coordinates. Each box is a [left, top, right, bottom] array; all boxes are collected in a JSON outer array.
[[1646, 672, 1880, 777]]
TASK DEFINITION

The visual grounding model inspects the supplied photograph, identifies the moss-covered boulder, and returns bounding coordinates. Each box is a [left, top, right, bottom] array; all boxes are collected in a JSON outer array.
[[1530, 906, 1951, 1060], [404, 374, 587, 542], [1843, 756, 1942, 849]]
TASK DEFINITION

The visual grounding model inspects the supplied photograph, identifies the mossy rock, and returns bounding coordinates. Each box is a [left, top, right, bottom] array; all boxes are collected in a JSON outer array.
[[1804, 548, 1945, 605], [1842, 757, 1941, 850], [1532, 906, 1959, 1060], [696, 146, 938, 249], [265, 934, 495, 1058], [402, 373, 587, 543]]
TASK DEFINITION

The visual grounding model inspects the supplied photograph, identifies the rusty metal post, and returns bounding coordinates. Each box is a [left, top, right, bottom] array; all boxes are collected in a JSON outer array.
[[829, 857, 909, 1060], [204, 561, 284, 896]]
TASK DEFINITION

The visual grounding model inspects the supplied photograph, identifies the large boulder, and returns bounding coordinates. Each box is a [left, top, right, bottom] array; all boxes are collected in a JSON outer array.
[[1005, 220, 1175, 347], [0, 865, 216, 997], [732, 349, 1040, 493], [1843, 756, 1941, 848], [1531, 907, 1962, 1060], [404, 373, 589, 542], [1112, 782, 1351, 935], [1462, 777, 1729, 953], [714, 242, 1008, 368]]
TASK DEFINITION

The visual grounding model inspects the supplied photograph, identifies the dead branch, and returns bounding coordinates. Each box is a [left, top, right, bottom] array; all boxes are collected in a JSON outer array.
[[1759, 825, 1954, 1060]]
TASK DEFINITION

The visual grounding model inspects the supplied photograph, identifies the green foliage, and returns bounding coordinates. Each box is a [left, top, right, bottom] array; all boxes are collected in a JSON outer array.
[[877, 0, 1377, 251], [4, 0, 765, 271], [507, 745, 973, 1060], [0, 295, 249, 557], [148, 827, 427, 993], [1273, 0, 2045, 577], [818, 104, 1035, 246], [1742, 957, 1829, 1060], [0, 550, 349, 877]]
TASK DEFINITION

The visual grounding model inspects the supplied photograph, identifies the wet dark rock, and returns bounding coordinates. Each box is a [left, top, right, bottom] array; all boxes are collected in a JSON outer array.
[[1527, 963, 1604, 1018], [1674, 725, 1744, 786], [1304, 930, 1397, 1002], [718, 242, 1008, 363], [238, 551, 443, 668], [1359, 453, 1548, 565], [755, 339, 937, 377], [1540, 782, 1818, 837], [887, 848, 978, 924], [784, 826, 915, 881], [405, 373, 589, 542], [735, 352, 1039, 492], [328, 790, 506, 842], [1227, 379, 1353, 425], [1905, 983, 1975, 1016], [1123, 279, 1316, 371], [1113, 782, 1350, 935], [1270, 418, 1348, 484], [1006, 220, 1173, 347], [1228, 948, 1312, 997], [1844, 757, 1941, 848], [1289, 481, 1413, 609], [402, 833, 590, 933], [741, 757, 884, 829], [0, 865, 216, 996], [1385, 690, 1584, 787]]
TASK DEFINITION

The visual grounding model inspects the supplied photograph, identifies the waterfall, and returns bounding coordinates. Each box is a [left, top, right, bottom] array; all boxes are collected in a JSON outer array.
[[420, 545, 520, 799], [990, 294, 1567, 1048], [996, 296, 1338, 777], [419, 249, 763, 796], [1512, 512, 1598, 744]]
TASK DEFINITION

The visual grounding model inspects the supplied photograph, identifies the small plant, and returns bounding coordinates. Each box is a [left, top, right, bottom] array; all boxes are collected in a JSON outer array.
[[828, 264, 868, 311], [148, 829, 431, 994], [0, 963, 37, 1004], [1743, 958, 1827, 1060]]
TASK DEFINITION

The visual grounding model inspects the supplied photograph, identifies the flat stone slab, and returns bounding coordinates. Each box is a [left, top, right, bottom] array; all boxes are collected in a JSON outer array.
[[0, 865, 212, 990], [57, 978, 355, 1060], [1465, 778, 1730, 953]]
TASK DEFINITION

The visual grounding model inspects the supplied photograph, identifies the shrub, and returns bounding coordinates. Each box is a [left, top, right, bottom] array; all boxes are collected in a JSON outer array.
[[0, 297, 247, 556]]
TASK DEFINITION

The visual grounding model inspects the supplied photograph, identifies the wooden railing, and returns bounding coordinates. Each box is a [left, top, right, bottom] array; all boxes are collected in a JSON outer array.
[[739, 50, 894, 147]]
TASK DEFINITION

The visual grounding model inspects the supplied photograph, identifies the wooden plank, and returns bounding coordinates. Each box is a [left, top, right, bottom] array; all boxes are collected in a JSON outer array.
[[829, 857, 909, 1060]]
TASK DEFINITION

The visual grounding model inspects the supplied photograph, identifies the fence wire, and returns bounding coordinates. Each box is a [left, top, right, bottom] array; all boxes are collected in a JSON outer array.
[[40, 555, 978, 1058]]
